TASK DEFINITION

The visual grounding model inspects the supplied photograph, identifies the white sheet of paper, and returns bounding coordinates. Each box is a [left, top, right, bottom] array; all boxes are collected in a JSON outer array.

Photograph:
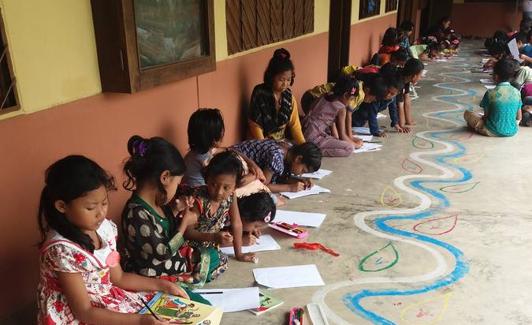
[[280, 185, 331, 200], [481, 58, 490, 64], [435, 58, 448, 62], [352, 127, 371, 135], [480, 78, 494, 84], [194, 287, 260, 312], [508, 38, 524, 62], [355, 134, 374, 142], [377, 113, 387, 119], [275, 210, 327, 228], [484, 85, 496, 90], [353, 142, 383, 153], [219, 234, 280, 255], [300, 169, 332, 179], [253, 264, 325, 289]]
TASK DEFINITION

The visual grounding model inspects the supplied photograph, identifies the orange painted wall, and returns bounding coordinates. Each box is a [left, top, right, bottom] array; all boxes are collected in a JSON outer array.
[[451, 2, 521, 38], [349, 13, 398, 66], [0, 13, 395, 320]]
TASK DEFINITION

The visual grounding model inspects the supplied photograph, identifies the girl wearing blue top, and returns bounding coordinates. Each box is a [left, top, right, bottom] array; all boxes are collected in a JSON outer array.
[[464, 58, 522, 137]]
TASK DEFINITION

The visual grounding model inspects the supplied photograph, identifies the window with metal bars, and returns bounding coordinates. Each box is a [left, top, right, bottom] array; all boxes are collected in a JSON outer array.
[[225, 0, 314, 55], [0, 11, 17, 114]]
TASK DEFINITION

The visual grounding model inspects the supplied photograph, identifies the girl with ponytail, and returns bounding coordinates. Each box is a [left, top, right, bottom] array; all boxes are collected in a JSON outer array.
[[248, 48, 306, 144], [37, 155, 188, 325]]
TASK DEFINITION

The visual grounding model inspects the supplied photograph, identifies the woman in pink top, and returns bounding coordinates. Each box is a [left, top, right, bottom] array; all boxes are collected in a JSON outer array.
[[303, 75, 363, 157]]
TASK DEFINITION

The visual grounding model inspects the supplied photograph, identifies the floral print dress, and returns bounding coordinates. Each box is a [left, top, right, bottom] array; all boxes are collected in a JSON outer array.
[[37, 219, 146, 324]]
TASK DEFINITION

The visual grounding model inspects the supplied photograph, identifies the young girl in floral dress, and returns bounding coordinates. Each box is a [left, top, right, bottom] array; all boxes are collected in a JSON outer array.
[[37, 155, 188, 325]]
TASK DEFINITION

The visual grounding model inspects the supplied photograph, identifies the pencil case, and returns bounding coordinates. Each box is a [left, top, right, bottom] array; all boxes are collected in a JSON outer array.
[[269, 222, 309, 239]]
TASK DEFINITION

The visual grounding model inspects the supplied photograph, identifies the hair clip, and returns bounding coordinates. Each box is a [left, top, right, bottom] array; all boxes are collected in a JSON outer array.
[[134, 140, 148, 157], [263, 212, 272, 223]]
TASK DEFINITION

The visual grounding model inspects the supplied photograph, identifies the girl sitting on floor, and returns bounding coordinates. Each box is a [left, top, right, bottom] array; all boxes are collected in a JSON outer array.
[[184, 151, 256, 285], [303, 75, 363, 157], [464, 58, 522, 137], [121, 135, 213, 297], [181, 108, 265, 189], [248, 48, 305, 144], [37, 155, 189, 325], [231, 139, 322, 193]]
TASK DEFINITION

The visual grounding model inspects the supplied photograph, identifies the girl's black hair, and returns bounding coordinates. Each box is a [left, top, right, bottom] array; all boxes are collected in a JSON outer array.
[[263, 48, 295, 86], [391, 49, 410, 64], [402, 58, 425, 77], [237, 192, 276, 223], [494, 57, 519, 82], [515, 32, 528, 44], [330, 75, 360, 99], [439, 16, 451, 25], [357, 72, 388, 100], [400, 20, 415, 32], [188, 108, 225, 154], [382, 27, 399, 47], [380, 63, 406, 91], [288, 142, 322, 173], [38, 155, 116, 252], [203, 150, 244, 185], [123, 135, 185, 206]]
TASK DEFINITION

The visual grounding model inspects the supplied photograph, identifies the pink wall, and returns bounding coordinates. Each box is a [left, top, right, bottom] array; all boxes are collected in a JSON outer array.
[[349, 13, 398, 66], [452, 2, 521, 38], [0, 13, 395, 321]]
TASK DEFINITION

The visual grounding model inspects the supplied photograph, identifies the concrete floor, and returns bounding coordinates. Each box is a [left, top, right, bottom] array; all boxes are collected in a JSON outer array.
[[209, 41, 532, 325]]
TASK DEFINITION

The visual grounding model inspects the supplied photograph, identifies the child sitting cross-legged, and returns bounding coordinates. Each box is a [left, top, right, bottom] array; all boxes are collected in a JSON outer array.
[[37, 155, 190, 325], [184, 151, 257, 285], [464, 57, 522, 137], [231, 139, 322, 193]]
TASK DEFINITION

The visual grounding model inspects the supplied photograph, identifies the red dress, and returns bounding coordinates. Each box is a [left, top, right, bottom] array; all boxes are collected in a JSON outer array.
[[37, 219, 148, 324]]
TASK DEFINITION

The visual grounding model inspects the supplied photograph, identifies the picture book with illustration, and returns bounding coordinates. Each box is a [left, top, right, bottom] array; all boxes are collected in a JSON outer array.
[[139, 292, 223, 324]]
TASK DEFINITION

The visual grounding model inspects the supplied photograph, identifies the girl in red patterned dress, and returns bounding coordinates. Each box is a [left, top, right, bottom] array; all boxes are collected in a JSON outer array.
[[37, 155, 188, 325]]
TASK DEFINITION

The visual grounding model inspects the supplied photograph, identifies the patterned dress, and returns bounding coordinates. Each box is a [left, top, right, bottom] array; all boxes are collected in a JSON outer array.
[[303, 96, 354, 157], [480, 82, 522, 136], [231, 139, 287, 183], [187, 186, 233, 283], [37, 219, 146, 324], [121, 195, 194, 282]]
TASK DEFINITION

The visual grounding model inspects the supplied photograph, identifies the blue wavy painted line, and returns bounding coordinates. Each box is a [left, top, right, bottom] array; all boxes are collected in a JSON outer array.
[[342, 73, 477, 324]]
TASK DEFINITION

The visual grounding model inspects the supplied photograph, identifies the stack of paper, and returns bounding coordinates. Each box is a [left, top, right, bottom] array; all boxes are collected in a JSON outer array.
[[253, 264, 325, 288], [280, 185, 331, 200], [275, 210, 327, 228], [301, 169, 332, 179], [219, 234, 281, 255], [353, 142, 382, 153], [194, 287, 260, 312]]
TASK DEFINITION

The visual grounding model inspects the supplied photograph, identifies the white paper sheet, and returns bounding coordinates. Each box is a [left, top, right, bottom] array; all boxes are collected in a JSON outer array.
[[484, 85, 496, 90], [353, 142, 383, 153], [355, 135, 374, 142], [280, 185, 331, 200], [508, 38, 524, 62], [300, 169, 332, 179], [377, 113, 387, 119], [219, 234, 281, 255], [275, 210, 327, 228], [352, 126, 372, 135], [252, 264, 325, 288], [194, 287, 260, 312], [481, 58, 490, 64], [435, 58, 448, 62], [480, 78, 494, 84]]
